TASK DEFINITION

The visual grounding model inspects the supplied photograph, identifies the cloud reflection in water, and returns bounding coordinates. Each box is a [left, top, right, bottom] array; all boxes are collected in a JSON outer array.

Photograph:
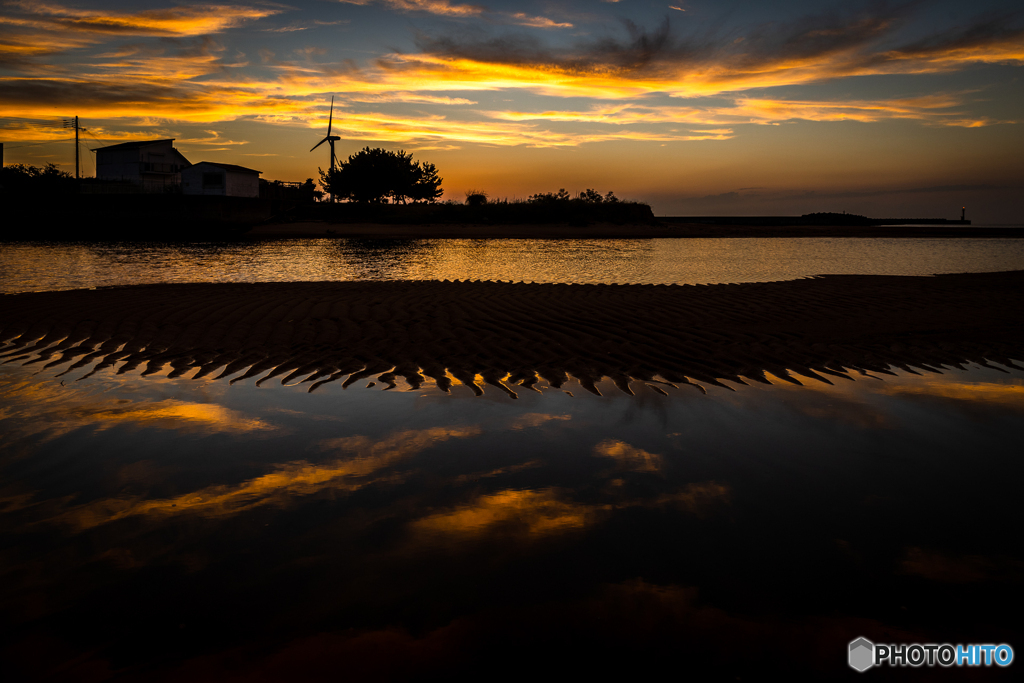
[[0, 358, 1023, 678]]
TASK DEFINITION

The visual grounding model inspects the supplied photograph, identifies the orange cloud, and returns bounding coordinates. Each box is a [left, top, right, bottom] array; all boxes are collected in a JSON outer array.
[[723, 94, 1008, 127], [347, 92, 478, 105], [367, 34, 1024, 100], [0, 80, 996, 148], [336, 0, 482, 18], [57, 425, 482, 530], [389, 12, 1021, 97], [0, 30, 95, 57], [883, 380, 1024, 411], [410, 477, 732, 540], [508, 412, 571, 430], [1, 8, 1020, 148], [0, 376, 274, 446], [508, 13, 572, 29], [2, 1, 281, 37], [593, 440, 664, 472], [306, 110, 724, 146], [481, 92, 1003, 132], [334, 2, 570, 28], [412, 488, 592, 536], [85, 399, 273, 433]]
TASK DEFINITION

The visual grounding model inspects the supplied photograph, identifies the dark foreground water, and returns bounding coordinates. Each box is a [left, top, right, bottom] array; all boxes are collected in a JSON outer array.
[[1, 358, 1021, 680]]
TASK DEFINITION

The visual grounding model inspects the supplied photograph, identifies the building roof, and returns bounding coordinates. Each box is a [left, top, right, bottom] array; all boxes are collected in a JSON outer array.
[[94, 139, 176, 152], [190, 161, 262, 175]]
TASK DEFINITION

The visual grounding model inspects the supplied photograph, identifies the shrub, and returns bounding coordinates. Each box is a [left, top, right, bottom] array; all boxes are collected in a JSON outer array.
[[465, 189, 488, 206]]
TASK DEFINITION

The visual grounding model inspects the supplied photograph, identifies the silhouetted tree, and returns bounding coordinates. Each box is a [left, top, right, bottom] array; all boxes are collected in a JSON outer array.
[[301, 178, 324, 203], [409, 162, 443, 203], [320, 147, 443, 203], [578, 188, 619, 203]]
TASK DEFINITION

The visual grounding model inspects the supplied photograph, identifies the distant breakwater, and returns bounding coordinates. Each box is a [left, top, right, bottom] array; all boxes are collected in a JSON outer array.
[[660, 213, 970, 227]]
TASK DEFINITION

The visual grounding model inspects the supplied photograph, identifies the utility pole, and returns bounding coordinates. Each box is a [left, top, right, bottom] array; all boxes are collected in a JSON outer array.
[[62, 116, 81, 179]]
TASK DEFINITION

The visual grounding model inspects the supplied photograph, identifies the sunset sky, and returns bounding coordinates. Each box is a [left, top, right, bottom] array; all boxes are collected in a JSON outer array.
[[1, 0, 1022, 221]]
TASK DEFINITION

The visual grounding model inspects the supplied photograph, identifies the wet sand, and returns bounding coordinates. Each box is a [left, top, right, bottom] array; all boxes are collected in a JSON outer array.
[[2, 272, 1022, 396]]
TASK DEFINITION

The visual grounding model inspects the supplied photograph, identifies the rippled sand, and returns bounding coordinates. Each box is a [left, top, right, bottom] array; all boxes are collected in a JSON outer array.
[[2, 272, 1022, 396]]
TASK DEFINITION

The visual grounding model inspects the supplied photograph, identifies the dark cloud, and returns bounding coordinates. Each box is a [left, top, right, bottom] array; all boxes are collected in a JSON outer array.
[[742, 8, 902, 63], [413, 7, 899, 71], [97, 35, 226, 61], [0, 78, 183, 108], [589, 17, 675, 70], [412, 32, 556, 67], [412, 4, 1022, 81], [870, 12, 1024, 65], [412, 16, 694, 74]]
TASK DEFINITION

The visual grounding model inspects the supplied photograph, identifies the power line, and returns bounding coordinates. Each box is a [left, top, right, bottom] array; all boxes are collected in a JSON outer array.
[[3, 137, 75, 150], [1, 115, 90, 178], [82, 129, 106, 149], [4, 116, 111, 176]]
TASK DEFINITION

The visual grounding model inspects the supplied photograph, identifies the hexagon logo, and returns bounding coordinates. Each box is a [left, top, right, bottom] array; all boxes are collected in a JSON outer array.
[[849, 637, 875, 672]]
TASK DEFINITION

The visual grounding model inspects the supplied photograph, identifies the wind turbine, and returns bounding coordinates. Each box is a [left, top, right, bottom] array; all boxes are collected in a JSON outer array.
[[311, 95, 341, 171]]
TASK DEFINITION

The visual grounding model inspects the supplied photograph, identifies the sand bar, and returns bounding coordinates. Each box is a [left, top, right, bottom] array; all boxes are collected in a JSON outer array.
[[2, 273, 1022, 396]]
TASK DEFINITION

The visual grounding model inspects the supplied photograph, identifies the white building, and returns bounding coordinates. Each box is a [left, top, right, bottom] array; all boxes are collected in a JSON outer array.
[[94, 139, 190, 192], [181, 162, 261, 198]]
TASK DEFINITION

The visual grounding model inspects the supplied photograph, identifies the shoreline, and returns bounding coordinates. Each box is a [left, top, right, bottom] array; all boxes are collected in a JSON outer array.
[[244, 220, 1024, 239]]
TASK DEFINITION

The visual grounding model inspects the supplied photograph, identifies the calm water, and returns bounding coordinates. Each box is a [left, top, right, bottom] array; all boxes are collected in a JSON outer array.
[[1, 360, 1022, 678], [2, 239, 1023, 678], [3, 237, 1024, 292]]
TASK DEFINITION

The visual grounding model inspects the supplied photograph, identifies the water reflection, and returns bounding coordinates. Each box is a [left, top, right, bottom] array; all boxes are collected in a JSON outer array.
[[4, 237, 1024, 292], [57, 426, 483, 530], [1, 359, 1021, 678]]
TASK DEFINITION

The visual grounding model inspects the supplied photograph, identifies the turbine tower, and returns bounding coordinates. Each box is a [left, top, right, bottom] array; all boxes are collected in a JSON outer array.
[[311, 96, 341, 171]]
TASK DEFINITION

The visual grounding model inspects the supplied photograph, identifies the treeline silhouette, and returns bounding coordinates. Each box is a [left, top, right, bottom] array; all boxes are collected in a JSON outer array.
[[0, 163, 76, 197], [311, 147, 652, 224], [258, 178, 321, 202], [311, 188, 654, 225]]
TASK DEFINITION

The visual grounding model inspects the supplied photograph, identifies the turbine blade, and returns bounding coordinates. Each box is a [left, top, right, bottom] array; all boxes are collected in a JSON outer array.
[[327, 96, 334, 136], [310, 137, 328, 152]]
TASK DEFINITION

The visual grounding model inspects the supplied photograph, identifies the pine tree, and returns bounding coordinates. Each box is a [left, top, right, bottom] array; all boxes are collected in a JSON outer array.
[[320, 148, 443, 203]]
